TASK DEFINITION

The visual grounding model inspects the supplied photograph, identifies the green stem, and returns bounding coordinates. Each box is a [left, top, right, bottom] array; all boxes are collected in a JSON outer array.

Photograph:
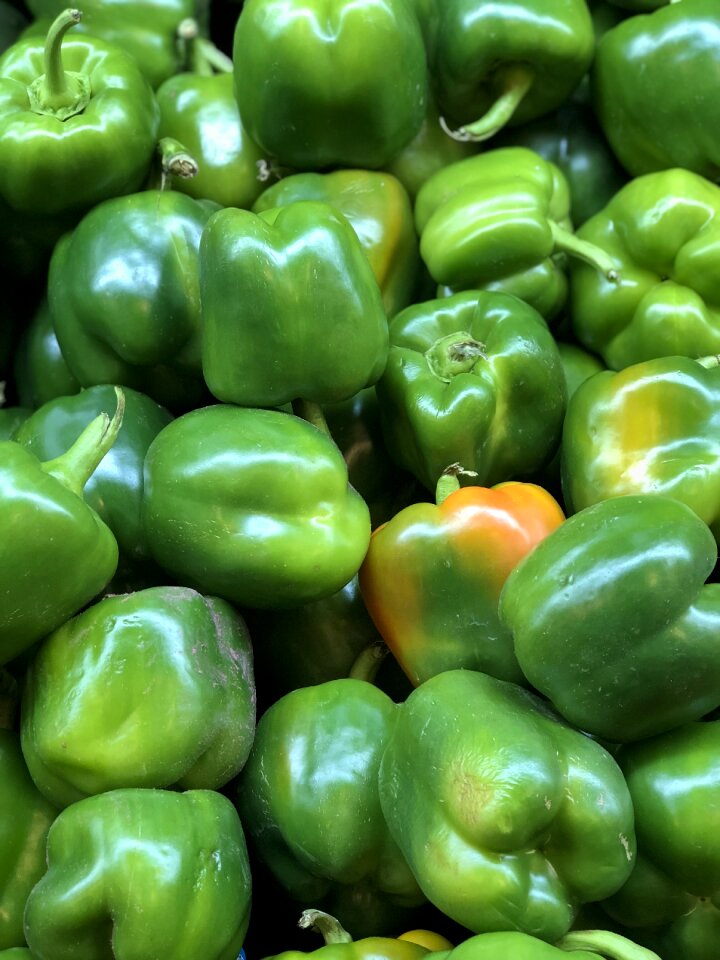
[[298, 910, 353, 945], [291, 399, 332, 438], [696, 355, 720, 369], [441, 64, 534, 143], [556, 930, 662, 960], [177, 18, 232, 75], [154, 137, 198, 191], [425, 332, 486, 382], [44, 7, 81, 99], [348, 643, 388, 684], [435, 463, 478, 504], [42, 387, 125, 497], [28, 8, 91, 119], [550, 222, 620, 282]]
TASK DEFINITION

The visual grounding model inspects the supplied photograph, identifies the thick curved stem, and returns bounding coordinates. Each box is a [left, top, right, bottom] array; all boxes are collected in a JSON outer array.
[[550, 222, 620, 282], [44, 7, 81, 99], [28, 8, 91, 118], [436, 463, 478, 504], [298, 910, 353, 945], [291, 399, 332, 438], [441, 64, 534, 143], [348, 643, 388, 683]]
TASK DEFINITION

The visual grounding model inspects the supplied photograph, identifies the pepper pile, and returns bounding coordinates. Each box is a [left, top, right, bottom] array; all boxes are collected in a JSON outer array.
[[0, 1, 719, 959]]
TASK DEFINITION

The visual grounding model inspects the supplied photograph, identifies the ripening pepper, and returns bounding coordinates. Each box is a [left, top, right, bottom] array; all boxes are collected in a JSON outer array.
[[603, 721, 720, 959], [200, 201, 388, 407], [0, 391, 123, 666], [376, 291, 566, 492], [570, 169, 720, 368], [415, 148, 619, 320], [360, 473, 564, 686], [500, 495, 720, 742], [23, 788, 252, 960], [143, 405, 371, 609], [0, 10, 159, 216], [21, 586, 256, 808], [232, 0, 427, 170], [428, 0, 594, 143], [379, 670, 636, 941], [561, 356, 720, 538], [0, 730, 55, 951], [593, 0, 720, 181], [253, 171, 419, 319], [49, 187, 216, 411], [235, 680, 425, 939]]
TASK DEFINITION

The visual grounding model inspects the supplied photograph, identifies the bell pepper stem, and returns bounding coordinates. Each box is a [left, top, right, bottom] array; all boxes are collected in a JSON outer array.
[[348, 643, 388, 683], [436, 463, 478, 504], [697, 355, 720, 369], [44, 7, 80, 99], [28, 8, 91, 119], [41, 387, 125, 498], [440, 65, 534, 143], [177, 18, 232, 75], [152, 137, 199, 191], [291, 399, 332, 438], [298, 910, 353, 945], [425, 332, 486, 382], [556, 930, 662, 960], [550, 222, 620, 282]]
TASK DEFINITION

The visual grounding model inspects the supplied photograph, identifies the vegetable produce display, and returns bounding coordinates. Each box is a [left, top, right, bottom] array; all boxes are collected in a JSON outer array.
[[1, 1, 718, 959]]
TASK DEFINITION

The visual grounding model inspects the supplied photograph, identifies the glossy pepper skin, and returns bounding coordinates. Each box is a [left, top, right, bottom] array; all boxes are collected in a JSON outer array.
[[200, 202, 388, 407], [23, 788, 252, 960], [143, 405, 371, 610], [21, 586, 255, 808], [0, 396, 122, 666], [13, 299, 80, 410], [16, 385, 172, 576], [232, 0, 427, 171], [593, 0, 720, 181], [377, 291, 566, 492], [49, 190, 216, 411], [0, 731, 55, 951], [427, 931, 660, 960], [430, 0, 594, 142], [236, 680, 425, 940], [360, 479, 564, 686], [500, 495, 720, 743], [379, 670, 636, 941], [603, 722, 720, 959], [265, 910, 432, 960], [570, 169, 720, 369], [0, 14, 159, 216], [562, 356, 720, 538], [416, 149, 619, 320], [253, 171, 419, 319]]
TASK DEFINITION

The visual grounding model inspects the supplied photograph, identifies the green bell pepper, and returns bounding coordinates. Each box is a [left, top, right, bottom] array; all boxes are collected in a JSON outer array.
[[0, 408, 30, 441], [0, 730, 55, 951], [0, 10, 159, 215], [415, 148, 619, 320], [263, 910, 431, 960], [143, 405, 371, 609], [13, 299, 80, 410], [562, 356, 720, 537], [593, 0, 720, 180], [430, 0, 594, 143], [253, 171, 419, 319], [236, 679, 425, 939], [200, 201, 388, 407], [21, 585, 255, 808], [377, 291, 566, 492], [500, 495, 720, 742], [0, 392, 122, 666], [379, 670, 635, 941], [23, 788, 252, 960], [232, 0, 427, 170], [429, 930, 660, 960], [569, 168, 720, 369], [603, 721, 720, 959], [49, 188, 216, 411], [0, 951, 36, 959]]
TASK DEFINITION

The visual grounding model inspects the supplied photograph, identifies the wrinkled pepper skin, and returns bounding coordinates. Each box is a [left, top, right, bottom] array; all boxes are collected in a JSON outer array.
[[430, 1, 594, 140], [233, 0, 427, 170], [157, 72, 268, 210], [21, 586, 255, 808], [16, 385, 172, 575], [377, 291, 566, 492], [236, 680, 425, 939], [593, 0, 720, 181], [0, 27, 159, 216], [561, 356, 720, 538], [603, 722, 720, 960], [379, 670, 636, 941], [360, 481, 564, 686], [49, 190, 216, 411], [570, 169, 720, 369], [0, 731, 55, 951], [0, 409, 120, 666], [13, 300, 80, 410], [500, 495, 720, 742], [201, 201, 388, 407], [143, 405, 371, 610], [253, 171, 419, 319], [23, 788, 252, 960]]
